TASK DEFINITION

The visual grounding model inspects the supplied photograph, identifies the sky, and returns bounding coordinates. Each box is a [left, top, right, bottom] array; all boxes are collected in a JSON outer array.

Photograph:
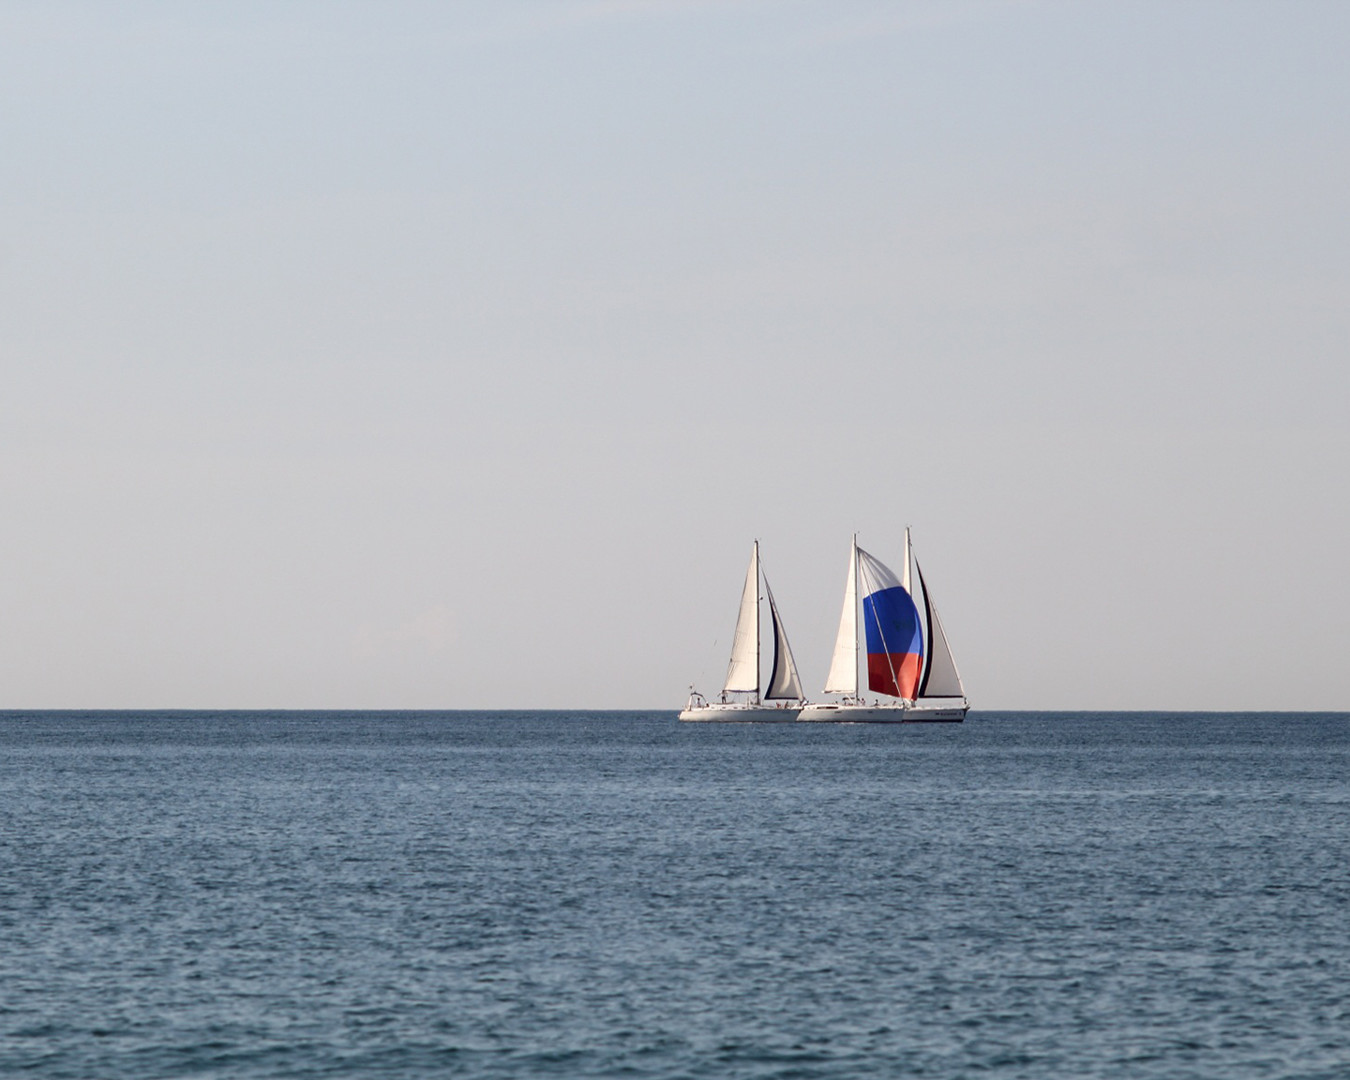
[[1, 0, 1347, 709]]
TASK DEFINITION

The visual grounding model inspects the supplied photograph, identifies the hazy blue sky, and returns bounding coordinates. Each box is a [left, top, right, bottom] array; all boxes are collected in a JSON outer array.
[[2, 1, 1347, 708]]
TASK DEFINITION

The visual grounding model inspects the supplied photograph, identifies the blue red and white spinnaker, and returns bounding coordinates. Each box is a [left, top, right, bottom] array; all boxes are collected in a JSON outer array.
[[797, 529, 968, 722]]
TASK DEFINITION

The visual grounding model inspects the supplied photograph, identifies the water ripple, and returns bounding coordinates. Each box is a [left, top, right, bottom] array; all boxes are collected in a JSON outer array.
[[1, 710, 1348, 1078]]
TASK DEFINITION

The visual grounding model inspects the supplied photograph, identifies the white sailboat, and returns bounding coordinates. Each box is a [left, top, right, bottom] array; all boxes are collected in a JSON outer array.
[[797, 529, 968, 722], [679, 541, 806, 721]]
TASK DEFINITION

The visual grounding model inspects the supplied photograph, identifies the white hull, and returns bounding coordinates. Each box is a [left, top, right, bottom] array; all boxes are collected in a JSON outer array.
[[797, 701, 966, 723], [678, 703, 802, 722]]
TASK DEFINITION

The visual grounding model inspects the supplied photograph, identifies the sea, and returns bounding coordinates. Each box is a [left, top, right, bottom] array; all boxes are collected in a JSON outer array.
[[1, 711, 1347, 1080]]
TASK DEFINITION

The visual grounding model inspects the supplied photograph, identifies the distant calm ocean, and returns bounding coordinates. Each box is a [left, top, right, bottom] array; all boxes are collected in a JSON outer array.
[[2, 711, 1347, 1079]]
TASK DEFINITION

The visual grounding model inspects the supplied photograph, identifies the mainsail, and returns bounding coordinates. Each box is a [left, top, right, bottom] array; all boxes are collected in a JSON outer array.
[[916, 561, 965, 698], [763, 579, 803, 700], [857, 547, 923, 699], [822, 539, 859, 695], [722, 542, 760, 694]]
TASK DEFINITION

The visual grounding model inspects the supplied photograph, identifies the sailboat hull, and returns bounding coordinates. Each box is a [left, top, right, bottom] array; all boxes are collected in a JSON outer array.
[[678, 703, 802, 722], [796, 702, 966, 723]]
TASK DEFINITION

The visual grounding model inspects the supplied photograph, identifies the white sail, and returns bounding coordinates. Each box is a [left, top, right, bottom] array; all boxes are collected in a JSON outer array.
[[916, 560, 965, 698], [822, 538, 858, 695], [722, 541, 760, 694], [763, 578, 803, 700]]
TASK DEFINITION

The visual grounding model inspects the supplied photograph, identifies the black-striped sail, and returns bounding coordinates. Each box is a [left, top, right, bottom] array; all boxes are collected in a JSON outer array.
[[915, 560, 965, 699], [763, 577, 803, 700]]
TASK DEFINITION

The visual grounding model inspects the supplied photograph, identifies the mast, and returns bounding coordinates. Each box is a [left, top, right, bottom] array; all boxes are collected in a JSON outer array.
[[754, 539, 761, 704], [852, 534, 859, 695], [902, 525, 912, 593]]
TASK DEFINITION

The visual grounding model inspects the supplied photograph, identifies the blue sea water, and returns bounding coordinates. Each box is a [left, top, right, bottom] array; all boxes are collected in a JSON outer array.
[[1, 711, 1348, 1079]]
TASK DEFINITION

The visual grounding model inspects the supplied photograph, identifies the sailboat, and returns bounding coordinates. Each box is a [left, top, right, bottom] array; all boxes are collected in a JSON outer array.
[[797, 529, 968, 722], [679, 541, 806, 721]]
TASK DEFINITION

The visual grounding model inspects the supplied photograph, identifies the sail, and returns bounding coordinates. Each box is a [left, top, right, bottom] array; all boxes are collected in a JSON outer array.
[[822, 540, 858, 695], [722, 542, 760, 694], [857, 547, 922, 699], [916, 561, 965, 698], [763, 578, 803, 700]]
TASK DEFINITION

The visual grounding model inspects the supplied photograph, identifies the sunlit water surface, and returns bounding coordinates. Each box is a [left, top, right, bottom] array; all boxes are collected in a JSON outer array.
[[2, 711, 1347, 1079]]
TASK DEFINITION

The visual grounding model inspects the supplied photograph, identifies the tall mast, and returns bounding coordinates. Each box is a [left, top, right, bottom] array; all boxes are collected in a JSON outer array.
[[753, 539, 761, 704], [852, 533, 859, 698]]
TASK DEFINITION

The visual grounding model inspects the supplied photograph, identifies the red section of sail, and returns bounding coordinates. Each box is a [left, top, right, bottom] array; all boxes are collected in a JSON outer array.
[[867, 652, 921, 699]]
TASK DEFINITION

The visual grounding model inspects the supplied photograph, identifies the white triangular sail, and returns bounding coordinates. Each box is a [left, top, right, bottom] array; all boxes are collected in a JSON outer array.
[[916, 560, 965, 699], [822, 538, 858, 695], [763, 578, 803, 700], [722, 541, 760, 694]]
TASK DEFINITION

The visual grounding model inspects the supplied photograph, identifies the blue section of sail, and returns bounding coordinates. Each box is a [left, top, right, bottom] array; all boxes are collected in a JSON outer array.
[[862, 586, 922, 657]]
